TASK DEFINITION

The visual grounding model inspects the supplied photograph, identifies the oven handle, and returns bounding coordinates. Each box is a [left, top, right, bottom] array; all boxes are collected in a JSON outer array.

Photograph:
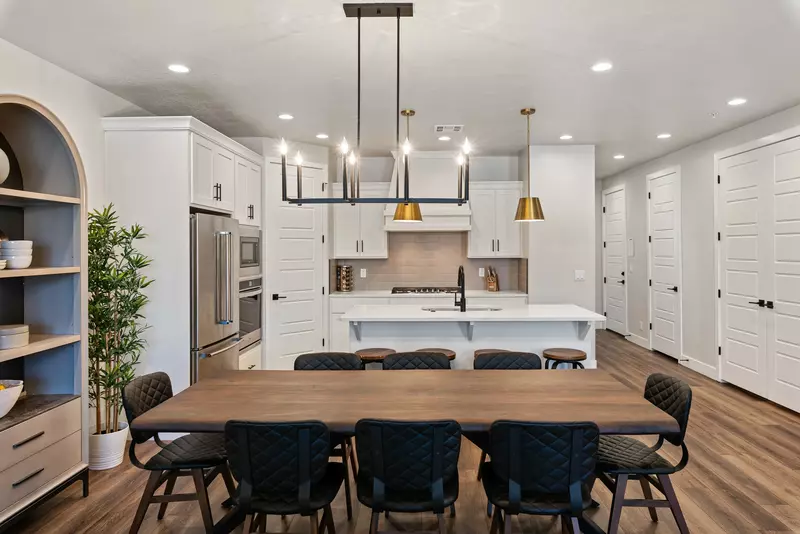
[[239, 287, 263, 298]]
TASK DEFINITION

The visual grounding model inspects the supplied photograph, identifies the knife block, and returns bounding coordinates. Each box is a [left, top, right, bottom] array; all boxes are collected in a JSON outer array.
[[485, 269, 499, 292]]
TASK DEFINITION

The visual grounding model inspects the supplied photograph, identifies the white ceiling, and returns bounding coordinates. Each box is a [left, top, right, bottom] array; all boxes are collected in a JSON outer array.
[[2, 0, 800, 177]]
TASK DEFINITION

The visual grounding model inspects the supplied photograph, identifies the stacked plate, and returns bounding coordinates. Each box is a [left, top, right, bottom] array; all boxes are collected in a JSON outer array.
[[0, 241, 33, 269]]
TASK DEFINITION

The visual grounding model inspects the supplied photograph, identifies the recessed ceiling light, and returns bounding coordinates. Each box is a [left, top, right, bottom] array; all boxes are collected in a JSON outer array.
[[560, 134, 573, 140], [168, 64, 190, 74], [278, 114, 294, 120], [613, 154, 625, 160], [316, 133, 329, 139], [438, 136, 451, 141], [591, 61, 613, 72], [657, 133, 672, 139], [727, 97, 747, 106]]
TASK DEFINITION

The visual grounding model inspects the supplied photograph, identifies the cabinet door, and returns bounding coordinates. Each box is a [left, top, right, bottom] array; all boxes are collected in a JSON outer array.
[[333, 203, 360, 258], [248, 162, 262, 228], [191, 134, 216, 209], [213, 145, 236, 213], [234, 156, 250, 224], [359, 203, 388, 258], [238, 343, 262, 370], [494, 188, 522, 257], [330, 313, 350, 352], [468, 190, 497, 258]]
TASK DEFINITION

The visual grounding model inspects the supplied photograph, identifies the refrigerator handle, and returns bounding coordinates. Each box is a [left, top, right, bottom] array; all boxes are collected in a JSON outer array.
[[216, 231, 234, 324]]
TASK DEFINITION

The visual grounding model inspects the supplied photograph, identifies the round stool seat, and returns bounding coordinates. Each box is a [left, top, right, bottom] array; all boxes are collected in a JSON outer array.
[[355, 347, 396, 363], [543, 348, 587, 369], [416, 348, 456, 360], [474, 348, 509, 358]]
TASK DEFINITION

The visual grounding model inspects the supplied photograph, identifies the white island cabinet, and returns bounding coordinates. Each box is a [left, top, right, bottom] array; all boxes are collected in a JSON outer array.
[[343, 304, 605, 369]]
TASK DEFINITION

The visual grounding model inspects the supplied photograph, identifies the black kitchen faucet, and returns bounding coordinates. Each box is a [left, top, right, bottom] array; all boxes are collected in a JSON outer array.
[[454, 265, 466, 312]]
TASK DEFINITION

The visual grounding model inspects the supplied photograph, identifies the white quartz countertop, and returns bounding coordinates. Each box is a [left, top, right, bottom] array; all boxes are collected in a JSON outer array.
[[330, 290, 527, 298], [343, 304, 606, 322]]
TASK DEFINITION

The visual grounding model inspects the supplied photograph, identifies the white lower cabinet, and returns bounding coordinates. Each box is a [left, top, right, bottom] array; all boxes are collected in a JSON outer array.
[[239, 342, 262, 370]]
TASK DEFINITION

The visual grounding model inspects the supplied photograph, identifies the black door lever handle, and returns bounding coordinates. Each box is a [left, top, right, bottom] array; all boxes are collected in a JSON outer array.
[[766, 301, 774, 309], [748, 299, 765, 307], [669, 286, 678, 292], [272, 294, 287, 300]]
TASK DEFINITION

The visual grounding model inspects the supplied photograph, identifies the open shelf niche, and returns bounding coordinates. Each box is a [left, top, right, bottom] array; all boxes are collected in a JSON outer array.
[[0, 95, 87, 523]]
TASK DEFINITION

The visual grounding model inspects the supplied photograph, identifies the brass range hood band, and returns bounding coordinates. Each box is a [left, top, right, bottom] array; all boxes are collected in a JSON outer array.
[[281, 2, 469, 206]]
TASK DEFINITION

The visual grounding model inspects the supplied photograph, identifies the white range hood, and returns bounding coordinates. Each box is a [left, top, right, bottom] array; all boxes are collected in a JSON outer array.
[[384, 151, 471, 232]]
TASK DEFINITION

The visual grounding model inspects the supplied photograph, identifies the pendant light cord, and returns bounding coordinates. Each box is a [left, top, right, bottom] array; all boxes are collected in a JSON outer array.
[[396, 10, 401, 198], [526, 113, 531, 197]]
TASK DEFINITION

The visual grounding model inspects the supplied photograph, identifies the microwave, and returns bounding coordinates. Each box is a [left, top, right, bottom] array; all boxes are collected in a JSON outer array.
[[239, 226, 261, 279]]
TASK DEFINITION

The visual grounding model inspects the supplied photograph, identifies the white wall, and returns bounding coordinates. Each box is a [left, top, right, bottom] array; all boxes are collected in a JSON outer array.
[[237, 136, 329, 167], [0, 38, 146, 208], [601, 103, 800, 374], [525, 145, 597, 310]]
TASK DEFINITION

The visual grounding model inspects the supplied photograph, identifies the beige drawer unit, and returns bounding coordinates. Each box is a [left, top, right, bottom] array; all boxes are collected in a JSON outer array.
[[0, 399, 81, 473], [0, 431, 81, 512], [239, 342, 262, 370]]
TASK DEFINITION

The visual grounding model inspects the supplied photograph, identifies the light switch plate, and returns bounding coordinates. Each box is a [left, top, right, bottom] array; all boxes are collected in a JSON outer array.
[[479, 267, 485, 278], [360, 268, 367, 278], [574, 270, 585, 281]]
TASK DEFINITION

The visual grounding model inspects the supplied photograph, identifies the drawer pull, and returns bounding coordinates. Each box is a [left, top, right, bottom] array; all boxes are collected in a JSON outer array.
[[12, 468, 44, 488], [247, 364, 256, 370], [13, 431, 45, 449]]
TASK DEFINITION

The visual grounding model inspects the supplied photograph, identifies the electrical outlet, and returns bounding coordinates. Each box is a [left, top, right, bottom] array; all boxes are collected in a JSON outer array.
[[479, 267, 485, 278], [574, 270, 585, 281], [360, 268, 367, 278]]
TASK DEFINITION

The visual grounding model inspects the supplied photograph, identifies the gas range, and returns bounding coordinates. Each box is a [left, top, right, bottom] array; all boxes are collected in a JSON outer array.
[[391, 286, 460, 294]]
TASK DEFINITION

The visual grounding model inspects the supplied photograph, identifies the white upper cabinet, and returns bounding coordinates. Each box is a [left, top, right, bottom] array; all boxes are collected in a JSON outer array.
[[332, 183, 389, 259], [190, 131, 244, 214], [467, 182, 523, 258], [213, 144, 236, 212], [235, 155, 262, 227]]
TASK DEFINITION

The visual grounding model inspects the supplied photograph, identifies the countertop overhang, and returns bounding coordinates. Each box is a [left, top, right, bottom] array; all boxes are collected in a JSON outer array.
[[343, 304, 606, 323]]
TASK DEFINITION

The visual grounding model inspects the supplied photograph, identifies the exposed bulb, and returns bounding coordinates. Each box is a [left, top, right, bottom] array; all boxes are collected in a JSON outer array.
[[295, 151, 303, 165], [348, 151, 357, 165], [457, 153, 465, 166], [340, 138, 349, 154], [279, 138, 288, 155], [402, 138, 412, 155], [462, 138, 472, 155]]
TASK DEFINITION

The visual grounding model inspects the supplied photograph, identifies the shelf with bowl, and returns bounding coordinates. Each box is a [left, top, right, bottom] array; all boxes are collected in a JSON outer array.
[[0, 188, 80, 207], [0, 334, 81, 364], [0, 266, 79, 279]]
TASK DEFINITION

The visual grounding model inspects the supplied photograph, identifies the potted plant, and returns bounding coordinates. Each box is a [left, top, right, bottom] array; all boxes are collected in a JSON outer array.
[[88, 204, 152, 470]]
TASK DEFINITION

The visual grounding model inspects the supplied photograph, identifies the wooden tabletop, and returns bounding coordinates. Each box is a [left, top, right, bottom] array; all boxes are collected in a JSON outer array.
[[131, 370, 679, 435]]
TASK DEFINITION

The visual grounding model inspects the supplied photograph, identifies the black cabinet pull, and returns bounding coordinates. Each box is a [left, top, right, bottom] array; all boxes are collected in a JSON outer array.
[[13, 431, 44, 449], [272, 294, 286, 300], [247, 364, 256, 370], [669, 286, 678, 292], [491, 240, 494, 252], [497, 239, 500, 251], [748, 299, 765, 307], [218, 183, 222, 202], [12, 468, 44, 488]]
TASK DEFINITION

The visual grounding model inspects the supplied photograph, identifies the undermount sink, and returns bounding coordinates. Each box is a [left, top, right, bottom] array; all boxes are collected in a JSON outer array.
[[421, 306, 502, 312]]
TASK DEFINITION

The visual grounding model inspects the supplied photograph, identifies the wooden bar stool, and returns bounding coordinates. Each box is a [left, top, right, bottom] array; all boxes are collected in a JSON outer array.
[[355, 347, 396, 364], [416, 347, 456, 361], [473, 348, 509, 358], [543, 348, 587, 369]]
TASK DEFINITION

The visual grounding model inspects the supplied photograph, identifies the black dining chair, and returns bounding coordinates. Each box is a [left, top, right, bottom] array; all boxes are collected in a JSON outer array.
[[382, 352, 451, 370], [355, 419, 462, 534], [596, 373, 693, 534], [219, 420, 344, 534], [294, 352, 361, 519], [481, 421, 600, 534], [470, 352, 543, 517], [121, 372, 236, 534]]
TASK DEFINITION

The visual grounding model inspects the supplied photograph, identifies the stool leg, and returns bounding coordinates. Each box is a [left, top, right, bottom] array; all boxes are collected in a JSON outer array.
[[576, 361, 584, 369]]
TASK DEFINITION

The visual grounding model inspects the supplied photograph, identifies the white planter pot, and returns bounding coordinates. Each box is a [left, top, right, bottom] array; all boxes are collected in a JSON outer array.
[[88, 422, 129, 470]]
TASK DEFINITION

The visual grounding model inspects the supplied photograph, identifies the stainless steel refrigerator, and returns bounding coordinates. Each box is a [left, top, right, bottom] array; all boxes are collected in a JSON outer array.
[[190, 213, 240, 382]]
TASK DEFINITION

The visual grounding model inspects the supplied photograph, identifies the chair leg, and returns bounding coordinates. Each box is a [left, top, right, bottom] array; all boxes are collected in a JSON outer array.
[[191, 468, 215, 533], [369, 511, 380, 534], [437, 512, 446, 534], [310, 510, 319, 534], [242, 514, 254, 533], [449, 503, 456, 517], [260, 513, 268, 533], [221, 463, 237, 502], [341, 445, 354, 520], [659, 474, 690, 534], [129, 470, 162, 534], [607, 474, 628, 534], [639, 476, 659, 522], [570, 516, 582, 534], [347, 437, 359, 476], [503, 511, 513, 534], [157, 472, 178, 520], [489, 507, 502, 534], [477, 451, 487, 480], [323, 504, 336, 534]]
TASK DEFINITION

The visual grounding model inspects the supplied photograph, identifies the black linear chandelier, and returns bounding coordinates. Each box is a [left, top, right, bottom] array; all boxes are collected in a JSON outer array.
[[280, 2, 470, 211]]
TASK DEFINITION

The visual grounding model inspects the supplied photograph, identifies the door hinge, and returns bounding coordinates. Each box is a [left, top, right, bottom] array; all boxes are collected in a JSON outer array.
[[648, 192, 651, 199], [718, 346, 722, 355], [718, 289, 721, 298], [602, 206, 606, 213], [717, 175, 720, 184], [718, 232, 721, 241], [648, 236, 652, 243], [322, 286, 326, 295], [649, 323, 653, 330]]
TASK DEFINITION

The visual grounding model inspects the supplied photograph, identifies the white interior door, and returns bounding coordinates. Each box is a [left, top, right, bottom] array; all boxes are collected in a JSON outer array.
[[602, 186, 627, 335], [266, 161, 325, 369], [648, 168, 682, 358]]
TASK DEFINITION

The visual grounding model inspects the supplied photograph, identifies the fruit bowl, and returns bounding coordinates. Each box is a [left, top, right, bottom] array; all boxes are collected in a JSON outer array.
[[0, 380, 23, 418]]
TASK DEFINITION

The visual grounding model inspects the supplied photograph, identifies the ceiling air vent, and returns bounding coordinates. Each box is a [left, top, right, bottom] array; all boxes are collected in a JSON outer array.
[[434, 125, 464, 133]]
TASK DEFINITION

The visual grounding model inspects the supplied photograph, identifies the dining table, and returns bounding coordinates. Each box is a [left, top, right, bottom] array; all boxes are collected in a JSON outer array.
[[132, 369, 679, 533]]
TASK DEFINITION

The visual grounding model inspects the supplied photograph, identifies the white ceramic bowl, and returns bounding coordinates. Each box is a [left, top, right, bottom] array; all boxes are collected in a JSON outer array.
[[0, 255, 32, 269], [0, 380, 23, 419], [0, 260, 6, 270], [0, 241, 33, 250], [0, 331, 29, 350]]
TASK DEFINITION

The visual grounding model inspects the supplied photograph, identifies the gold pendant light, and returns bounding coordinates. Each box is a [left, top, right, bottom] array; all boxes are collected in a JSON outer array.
[[393, 201, 423, 222], [393, 109, 422, 222], [515, 108, 545, 222]]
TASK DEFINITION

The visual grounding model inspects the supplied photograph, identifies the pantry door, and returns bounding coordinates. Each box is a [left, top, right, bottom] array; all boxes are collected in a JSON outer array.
[[602, 185, 628, 336]]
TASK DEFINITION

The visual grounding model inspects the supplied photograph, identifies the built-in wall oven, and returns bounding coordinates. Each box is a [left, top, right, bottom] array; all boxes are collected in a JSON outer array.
[[238, 225, 262, 353]]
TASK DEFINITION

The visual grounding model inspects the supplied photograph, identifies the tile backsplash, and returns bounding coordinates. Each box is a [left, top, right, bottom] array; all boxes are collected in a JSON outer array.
[[333, 232, 527, 291]]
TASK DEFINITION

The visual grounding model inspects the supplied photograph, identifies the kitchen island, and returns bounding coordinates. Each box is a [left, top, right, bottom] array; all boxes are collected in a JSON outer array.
[[343, 304, 606, 369]]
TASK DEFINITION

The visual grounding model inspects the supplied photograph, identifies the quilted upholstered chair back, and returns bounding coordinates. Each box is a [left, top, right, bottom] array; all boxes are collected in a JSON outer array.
[[644, 373, 693, 446], [474, 352, 542, 370], [224, 421, 331, 499], [122, 372, 174, 444], [489, 421, 599, 495], [294, 352, 364, 371], [355, 419, 461, 493], [382, 352, 451, 370]]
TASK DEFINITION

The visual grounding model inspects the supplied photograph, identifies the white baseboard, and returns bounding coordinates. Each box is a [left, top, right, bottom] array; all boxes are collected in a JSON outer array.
[[627, 333, 650, 350], [680, 355, 719, 381]]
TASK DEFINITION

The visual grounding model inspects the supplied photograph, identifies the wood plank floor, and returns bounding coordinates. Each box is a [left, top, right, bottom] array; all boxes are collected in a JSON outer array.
[[13, 330, 800, 533]]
